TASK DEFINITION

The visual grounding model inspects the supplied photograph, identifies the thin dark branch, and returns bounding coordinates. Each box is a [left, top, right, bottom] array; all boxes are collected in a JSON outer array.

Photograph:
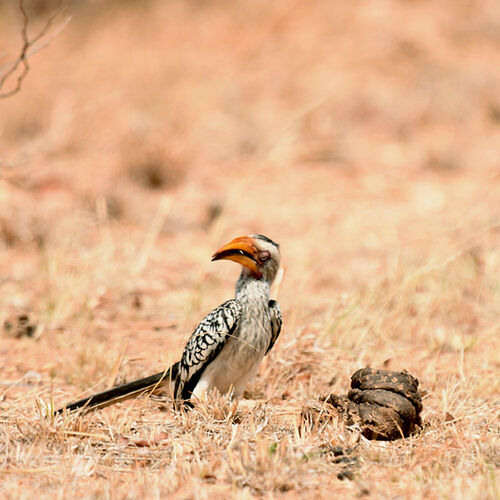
[[0, 0, 69, 99], [0, 0, 30, 96]]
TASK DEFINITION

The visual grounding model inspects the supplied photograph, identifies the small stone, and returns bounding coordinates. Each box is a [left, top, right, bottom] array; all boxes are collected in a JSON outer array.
[[3, 314, 36, 339], [337, 470, 354, 481], [332, 445, 344, 456]]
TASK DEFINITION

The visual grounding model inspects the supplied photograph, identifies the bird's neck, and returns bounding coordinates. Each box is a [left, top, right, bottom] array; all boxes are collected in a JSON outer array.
[[235, 273, 270, 304]]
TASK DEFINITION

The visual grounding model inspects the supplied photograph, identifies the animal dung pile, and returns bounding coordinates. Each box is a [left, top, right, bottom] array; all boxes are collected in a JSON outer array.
[[303, 368, 423, 440]]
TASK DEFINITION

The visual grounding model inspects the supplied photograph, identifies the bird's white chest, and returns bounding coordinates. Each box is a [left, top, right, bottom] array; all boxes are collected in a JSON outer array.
[[194, 307, 271, 398]]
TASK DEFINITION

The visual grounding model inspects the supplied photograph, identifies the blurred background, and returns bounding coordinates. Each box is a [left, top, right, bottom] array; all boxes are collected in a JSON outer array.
[[1, 0, 499, 387]]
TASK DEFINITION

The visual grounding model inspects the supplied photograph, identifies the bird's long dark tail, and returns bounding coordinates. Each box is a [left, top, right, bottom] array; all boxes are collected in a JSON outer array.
[[55, 362, 180, 414]]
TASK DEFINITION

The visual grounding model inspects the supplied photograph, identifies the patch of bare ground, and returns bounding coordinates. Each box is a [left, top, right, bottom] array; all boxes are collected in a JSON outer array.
[[1, 0, 499, 498]]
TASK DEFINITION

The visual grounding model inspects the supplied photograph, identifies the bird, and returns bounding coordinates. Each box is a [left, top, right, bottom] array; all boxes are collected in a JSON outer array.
[[56, 234, 282, 414]]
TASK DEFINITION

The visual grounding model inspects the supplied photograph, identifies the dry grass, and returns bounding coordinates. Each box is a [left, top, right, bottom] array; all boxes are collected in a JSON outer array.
[[1, 0, 499, 498]]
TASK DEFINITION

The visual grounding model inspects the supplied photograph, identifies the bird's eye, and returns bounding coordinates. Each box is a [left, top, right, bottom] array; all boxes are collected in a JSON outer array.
[[259, 251, 270, 262]]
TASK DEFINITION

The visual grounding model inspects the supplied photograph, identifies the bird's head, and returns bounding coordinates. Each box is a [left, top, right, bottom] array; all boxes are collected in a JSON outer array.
[[211, 234, 280, 283]]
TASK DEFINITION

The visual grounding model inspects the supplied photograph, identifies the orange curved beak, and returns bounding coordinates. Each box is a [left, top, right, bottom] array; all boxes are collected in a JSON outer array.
[[211, 236, 261, 278]]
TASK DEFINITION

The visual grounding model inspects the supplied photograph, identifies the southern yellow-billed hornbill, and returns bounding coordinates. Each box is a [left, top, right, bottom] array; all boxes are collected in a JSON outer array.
[[56, 235, 282, 413]]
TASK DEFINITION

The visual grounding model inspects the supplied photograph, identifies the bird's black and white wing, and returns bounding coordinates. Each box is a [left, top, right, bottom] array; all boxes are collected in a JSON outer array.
[[266, 299, 282, 355], [175, 299, 242, 400]]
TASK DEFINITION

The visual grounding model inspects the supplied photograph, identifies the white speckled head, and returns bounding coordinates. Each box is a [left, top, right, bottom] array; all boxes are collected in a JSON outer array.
[[250, 234, 280, 283]]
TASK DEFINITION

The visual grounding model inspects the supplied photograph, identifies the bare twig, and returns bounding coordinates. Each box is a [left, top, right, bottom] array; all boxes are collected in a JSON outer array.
[[0, 0, 70, 99]]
